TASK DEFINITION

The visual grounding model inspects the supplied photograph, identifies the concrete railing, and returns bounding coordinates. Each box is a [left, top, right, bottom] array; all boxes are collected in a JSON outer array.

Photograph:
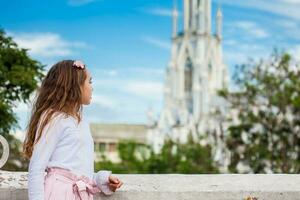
[[2, 136, 300, 199], [1, 171, 300, 200]]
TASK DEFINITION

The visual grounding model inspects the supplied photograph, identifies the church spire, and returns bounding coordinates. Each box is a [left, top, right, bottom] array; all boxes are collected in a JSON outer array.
[[196, 0, 212, 35], [191, 0, 198, 31], [197, 0, 205, 34], [216, 6, 223, 40], [183, 0, 190, 33], [172, 0, 178, 38], [205, 0, 212, 34]]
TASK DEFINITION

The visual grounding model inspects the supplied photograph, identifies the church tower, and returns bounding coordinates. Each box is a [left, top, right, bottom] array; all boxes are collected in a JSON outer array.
[[148, 0, 229, 152]]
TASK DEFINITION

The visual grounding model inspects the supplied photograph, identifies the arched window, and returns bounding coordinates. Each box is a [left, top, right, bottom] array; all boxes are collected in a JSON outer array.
[[184, 56, 193, 113], [208, 61, 213, 75], [185, 57, 193, 92]]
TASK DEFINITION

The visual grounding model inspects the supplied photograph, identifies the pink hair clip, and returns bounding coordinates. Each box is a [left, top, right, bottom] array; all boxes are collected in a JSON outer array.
[[73, 60, 85, 69]]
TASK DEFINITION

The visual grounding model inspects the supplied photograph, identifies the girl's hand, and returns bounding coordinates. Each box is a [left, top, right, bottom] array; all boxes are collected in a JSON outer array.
[[108, 175, 123, 192]]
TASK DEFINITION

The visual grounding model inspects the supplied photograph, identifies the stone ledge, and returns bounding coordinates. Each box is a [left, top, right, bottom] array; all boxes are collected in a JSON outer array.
[[1, 171, 300, 200]]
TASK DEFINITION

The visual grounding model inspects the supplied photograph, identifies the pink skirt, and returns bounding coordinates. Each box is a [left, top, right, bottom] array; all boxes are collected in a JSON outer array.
[[44, 167, 100, 200]]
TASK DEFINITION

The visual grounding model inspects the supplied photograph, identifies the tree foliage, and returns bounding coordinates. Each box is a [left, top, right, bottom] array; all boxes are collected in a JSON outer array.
[[0, 29, 44, 170], [220, 51, 300, 173], [95, 135, 219, 174]]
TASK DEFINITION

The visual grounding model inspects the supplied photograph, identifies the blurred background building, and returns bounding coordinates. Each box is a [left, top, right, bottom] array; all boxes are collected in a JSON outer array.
[[91, 0, 229, 168]]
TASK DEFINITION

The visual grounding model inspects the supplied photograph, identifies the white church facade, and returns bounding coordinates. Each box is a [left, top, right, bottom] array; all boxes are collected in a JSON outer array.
[[147, 0, 230, 165]]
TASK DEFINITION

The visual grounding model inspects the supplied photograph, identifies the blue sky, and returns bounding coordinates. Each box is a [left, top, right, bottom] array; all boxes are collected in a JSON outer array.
[[1, 0, 300, 136]]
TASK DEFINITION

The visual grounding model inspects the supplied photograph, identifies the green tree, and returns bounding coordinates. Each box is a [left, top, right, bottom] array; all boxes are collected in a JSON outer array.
[[0, 29, 44, 170], [220, 51, 300, 173], [145, 135, 219, 174], [95, 140, 150, 173], [95, 135, 219, 174]]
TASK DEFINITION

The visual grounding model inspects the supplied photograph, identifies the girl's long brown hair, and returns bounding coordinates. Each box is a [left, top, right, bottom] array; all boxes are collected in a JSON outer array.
[[23, 60, 87, 159]]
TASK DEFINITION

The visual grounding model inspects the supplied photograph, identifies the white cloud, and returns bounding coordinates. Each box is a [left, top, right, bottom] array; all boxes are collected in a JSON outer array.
[[223, 38, 270, 66], [90, 66, 165, 122], [143, 7, 181, 17], [143, 36, 170, 50], [93, 78, 164, 101], [127, 67, 164, 76], [224, 39, 238, 46], [91, 94, 118, 109], [279, 0, 300, 5], [92, 70, 164, 100], [107, 70, 118, 76], [9, 32, 87, 58], [124, 81, 163, 100], [93, 67, 164, 86], [233, 21, 269, 39], [276, 19, 299, 29], [85, 78, 164, 123], [223, 20, 281, 70], [225, 51, 249, 66], [94, 69, 119, 77], [273, 19, 300, 41], [218, 0, 300, 21]]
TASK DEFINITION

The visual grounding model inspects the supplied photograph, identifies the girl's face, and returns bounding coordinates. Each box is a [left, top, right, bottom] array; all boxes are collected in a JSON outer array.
[[81, 70, 93, 105]]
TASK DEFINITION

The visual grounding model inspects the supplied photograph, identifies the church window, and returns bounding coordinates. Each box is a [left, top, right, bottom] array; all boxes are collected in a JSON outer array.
[[184, 57, 193, 92], [208, 62, 213, 73]]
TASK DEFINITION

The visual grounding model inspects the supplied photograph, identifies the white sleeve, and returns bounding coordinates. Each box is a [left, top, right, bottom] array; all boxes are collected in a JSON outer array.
[[28, 115, 66, 200], [93, 170, 114, 195]]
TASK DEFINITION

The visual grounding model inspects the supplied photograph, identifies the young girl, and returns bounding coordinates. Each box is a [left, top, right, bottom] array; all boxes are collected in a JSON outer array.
[[23, 60, 123, 200]]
